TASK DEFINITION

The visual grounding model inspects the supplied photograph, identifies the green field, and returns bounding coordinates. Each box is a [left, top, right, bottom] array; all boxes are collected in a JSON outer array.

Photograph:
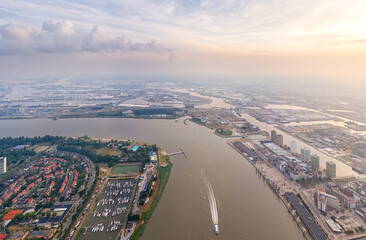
[[111, 165, 140, 174], [215, 128, 233, 136]]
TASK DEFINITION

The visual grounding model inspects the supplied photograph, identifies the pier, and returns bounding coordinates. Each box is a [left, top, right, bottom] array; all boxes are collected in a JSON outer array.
[[165, 147, 187, 158]]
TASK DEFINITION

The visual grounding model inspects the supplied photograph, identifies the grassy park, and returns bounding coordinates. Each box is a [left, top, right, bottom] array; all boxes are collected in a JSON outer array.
[[111, 165, 141, 174]]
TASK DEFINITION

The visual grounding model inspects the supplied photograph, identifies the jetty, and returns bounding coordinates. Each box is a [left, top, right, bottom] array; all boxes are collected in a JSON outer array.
[[165, 147, 187, 158]]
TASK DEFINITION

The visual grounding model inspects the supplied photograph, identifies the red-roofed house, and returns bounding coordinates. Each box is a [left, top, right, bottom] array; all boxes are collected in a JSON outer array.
[[2, 209, 24, 221], [0, 233, 8, 240]]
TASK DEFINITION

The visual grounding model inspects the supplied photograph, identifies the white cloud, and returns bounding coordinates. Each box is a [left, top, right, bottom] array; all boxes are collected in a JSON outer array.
[[0, 20, 167, 55], [0, 0, 366, 79], [1, 0, 366, 54], [0, 23, 36, 54]]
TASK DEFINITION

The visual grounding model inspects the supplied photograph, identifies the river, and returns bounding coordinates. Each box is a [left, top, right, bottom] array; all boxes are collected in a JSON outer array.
[[0, 117, 305, 240]]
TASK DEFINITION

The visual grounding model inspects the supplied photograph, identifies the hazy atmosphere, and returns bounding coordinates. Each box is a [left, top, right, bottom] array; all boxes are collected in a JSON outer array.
[[1, 2, 366, 240], [1, 0, 366, 81]]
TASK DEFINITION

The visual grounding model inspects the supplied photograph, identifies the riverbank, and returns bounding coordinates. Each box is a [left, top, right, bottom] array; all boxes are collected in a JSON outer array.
[[131, 153, 173, 240], [228, 139, 328, 240], [58, 114, 180, 120]]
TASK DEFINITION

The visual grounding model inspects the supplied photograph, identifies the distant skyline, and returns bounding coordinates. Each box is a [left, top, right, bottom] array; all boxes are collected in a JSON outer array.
[[0, 0, 366, 81]]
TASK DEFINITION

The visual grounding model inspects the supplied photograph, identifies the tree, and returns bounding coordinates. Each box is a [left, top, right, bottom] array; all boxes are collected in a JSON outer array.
[[14, 213, 24, 222], [140, 192, 148, 199], [128, 214, 140, 222]]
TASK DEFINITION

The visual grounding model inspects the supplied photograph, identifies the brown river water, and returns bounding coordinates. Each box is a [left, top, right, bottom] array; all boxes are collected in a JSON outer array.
[[0, 117, 305, 240]]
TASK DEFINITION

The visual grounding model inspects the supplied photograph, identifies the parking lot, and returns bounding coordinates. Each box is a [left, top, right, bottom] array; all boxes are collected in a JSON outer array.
[[78, 179, 136, 240]]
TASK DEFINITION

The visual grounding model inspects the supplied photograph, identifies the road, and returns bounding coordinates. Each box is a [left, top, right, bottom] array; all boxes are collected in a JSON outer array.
[[69, 177, 107, 240], [120, 222, 135, 240], [301, 190, 336, 240], [36, 179, 50, 203], [61, 170, 74, 199], [120, 163, 157, 240]]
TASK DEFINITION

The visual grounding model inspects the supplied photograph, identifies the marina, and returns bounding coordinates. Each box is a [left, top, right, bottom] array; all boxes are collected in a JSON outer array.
[[78, 179, 136, 240]]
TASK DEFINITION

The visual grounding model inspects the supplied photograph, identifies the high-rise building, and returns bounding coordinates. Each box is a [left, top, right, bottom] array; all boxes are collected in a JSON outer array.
[[326, 161, 336, 178], [271, 130, 276, 142], [311, 154, 320, 170], [301, 148, 311, 162], [290, 141, 297, 153], [315, 185, 339, 212], [275, 134, 283, 146], [270, 130, 283, 146], [0, 157, 6, 174]]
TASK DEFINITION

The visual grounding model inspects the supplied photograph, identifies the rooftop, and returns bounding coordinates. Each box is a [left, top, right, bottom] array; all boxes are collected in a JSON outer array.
[[3, 209, 24, 221]]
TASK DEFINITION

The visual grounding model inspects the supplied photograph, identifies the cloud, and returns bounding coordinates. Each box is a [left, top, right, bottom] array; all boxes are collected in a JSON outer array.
[[0, 23, 36, 54], [1, 0, 366, 55], [0, 20, 167, 55], [1, 0, 366, 80]]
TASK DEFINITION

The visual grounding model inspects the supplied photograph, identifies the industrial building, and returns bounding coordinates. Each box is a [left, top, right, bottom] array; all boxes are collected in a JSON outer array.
[[284, 192, 328, 240], [262, 142, 289, 156], [233, 141, 262, 163], [38, 203, 73, 227]]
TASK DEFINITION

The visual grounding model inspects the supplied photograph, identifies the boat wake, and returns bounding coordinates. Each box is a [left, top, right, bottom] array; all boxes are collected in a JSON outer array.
[[202, 171, 219, 235]]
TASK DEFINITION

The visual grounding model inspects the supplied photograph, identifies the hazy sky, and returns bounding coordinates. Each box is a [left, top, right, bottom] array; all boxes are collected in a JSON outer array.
[[1, 0, 366, 81]]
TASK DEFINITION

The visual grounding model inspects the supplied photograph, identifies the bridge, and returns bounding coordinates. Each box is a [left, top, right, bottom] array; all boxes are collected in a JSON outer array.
[[165, 147, 187, 158]]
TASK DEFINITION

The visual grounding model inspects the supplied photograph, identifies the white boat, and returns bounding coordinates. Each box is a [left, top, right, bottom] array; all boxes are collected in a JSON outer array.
[[214, 224, 219, 235]]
